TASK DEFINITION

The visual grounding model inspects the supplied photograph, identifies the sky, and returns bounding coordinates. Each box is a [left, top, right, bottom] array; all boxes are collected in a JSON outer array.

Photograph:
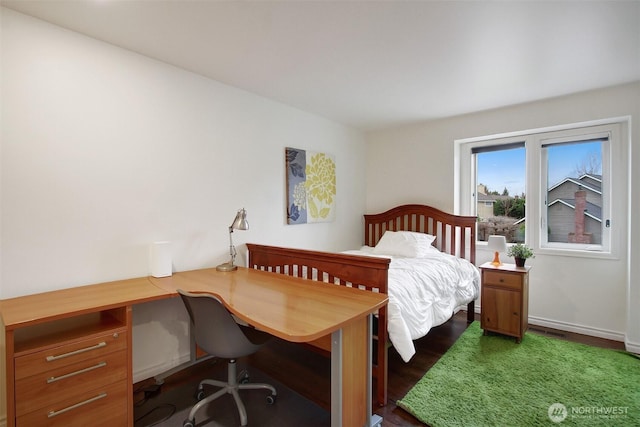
[[477, 141, 602, 197]]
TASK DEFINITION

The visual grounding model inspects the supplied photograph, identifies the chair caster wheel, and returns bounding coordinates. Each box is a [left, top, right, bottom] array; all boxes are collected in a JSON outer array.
[[239, 370, 250, 384], [183, 419, 195, 427], [195, 387, 205, 401], [266, 394, 276, 405]]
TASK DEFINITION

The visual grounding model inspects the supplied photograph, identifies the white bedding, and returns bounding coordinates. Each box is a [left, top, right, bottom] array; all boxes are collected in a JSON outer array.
[[343, 246, 480, 362]]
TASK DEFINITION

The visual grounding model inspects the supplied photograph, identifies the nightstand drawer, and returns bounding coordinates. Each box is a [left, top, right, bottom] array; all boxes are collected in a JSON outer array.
[[483, 271, 522, 290]]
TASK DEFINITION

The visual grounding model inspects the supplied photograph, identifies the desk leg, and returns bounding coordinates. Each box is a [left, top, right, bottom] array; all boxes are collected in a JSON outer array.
[[331, 314, 383, 427]]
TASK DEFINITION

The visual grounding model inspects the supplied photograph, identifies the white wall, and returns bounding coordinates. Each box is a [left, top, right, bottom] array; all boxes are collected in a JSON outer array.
[[0, 8, 368, 418], [366, 82, 640, 352]]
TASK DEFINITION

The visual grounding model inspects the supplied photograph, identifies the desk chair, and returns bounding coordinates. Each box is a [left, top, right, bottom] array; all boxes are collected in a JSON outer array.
[[178, 290, 277, 427]]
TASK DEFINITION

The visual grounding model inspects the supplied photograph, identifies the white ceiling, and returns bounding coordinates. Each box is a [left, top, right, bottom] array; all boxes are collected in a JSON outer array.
[[2, 0, 640, 131]]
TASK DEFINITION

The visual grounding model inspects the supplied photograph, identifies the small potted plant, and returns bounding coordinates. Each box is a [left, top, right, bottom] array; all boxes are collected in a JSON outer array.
[[507, 243, 534, 267]]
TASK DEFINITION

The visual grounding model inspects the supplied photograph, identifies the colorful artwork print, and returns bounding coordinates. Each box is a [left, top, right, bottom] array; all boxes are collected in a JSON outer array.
[[286, 147, 336, 224]]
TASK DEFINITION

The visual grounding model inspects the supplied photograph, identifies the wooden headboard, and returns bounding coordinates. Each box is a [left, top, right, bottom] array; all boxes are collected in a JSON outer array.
[[364, 204, 476, 264]]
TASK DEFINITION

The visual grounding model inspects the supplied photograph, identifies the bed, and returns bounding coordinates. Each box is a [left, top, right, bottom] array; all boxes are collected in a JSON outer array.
[[246, 204, 479, 406]]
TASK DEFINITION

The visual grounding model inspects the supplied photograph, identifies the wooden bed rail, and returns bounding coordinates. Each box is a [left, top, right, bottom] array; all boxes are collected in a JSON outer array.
[[246, 243, 390, 291]]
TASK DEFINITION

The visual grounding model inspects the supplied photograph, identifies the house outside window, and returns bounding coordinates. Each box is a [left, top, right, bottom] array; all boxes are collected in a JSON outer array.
[[542, 136, 609, 251], [547, 174, 603, 244]]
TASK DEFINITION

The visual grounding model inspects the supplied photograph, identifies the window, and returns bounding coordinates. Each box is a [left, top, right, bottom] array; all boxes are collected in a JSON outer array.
[[473, 143, 526, 243], [542, 135, 609, 251], [456, 119, 624, 257]]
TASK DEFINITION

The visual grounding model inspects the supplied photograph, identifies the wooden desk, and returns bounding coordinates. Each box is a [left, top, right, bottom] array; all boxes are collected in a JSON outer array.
[[150, 267, 388, 427], [1, 268, 387, 427]]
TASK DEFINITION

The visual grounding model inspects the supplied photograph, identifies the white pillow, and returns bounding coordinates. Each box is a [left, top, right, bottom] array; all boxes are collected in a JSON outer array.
[[372, 231, 437, 258]]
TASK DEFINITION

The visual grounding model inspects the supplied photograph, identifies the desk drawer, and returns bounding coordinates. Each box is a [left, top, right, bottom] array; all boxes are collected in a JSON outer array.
[[17, 380, 127, 427], [15, 330, 126, 380], [483, 271, 522, 290], [15, 350, 127, 416]]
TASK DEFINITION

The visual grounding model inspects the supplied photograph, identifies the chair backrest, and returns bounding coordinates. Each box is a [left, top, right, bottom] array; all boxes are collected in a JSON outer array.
[[177, 289, 265, 359]]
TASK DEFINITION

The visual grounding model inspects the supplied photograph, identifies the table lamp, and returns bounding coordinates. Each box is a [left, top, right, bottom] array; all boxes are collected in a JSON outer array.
[[487, 235, 507, 266], [216, 208, 249, 272]]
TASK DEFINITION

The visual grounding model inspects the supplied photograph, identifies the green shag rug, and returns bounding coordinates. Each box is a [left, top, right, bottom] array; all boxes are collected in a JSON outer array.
[[397, 322, 639, 426]]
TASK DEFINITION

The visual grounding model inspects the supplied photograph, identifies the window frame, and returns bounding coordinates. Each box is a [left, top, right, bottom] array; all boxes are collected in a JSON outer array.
[[454, 118, 626, 260]]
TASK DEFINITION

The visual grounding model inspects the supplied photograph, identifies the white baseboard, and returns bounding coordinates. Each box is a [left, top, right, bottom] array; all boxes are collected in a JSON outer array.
[[527, 315, 625, 343], [624, 340, 640, 354], [530, 316, 640, 354]]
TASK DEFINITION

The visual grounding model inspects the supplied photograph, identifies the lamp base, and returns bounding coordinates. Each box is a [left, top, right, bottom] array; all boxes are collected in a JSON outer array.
[[216, 262, 238, 272], [490, 251, 502, 266]]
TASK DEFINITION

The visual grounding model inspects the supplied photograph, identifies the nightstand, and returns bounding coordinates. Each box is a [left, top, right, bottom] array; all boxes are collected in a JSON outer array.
[[480, 262, 531, 343]]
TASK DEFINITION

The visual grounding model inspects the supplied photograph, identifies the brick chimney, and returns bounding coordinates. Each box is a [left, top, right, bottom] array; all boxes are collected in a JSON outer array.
[[568, 190, 592, 244]]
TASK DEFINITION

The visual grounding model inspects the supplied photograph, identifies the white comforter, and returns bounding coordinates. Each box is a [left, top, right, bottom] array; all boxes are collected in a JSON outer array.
[[343, 247, 480, 362]]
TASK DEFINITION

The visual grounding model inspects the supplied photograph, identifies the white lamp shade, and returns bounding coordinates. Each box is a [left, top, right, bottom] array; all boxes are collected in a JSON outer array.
[[487, 235, 507, 253]]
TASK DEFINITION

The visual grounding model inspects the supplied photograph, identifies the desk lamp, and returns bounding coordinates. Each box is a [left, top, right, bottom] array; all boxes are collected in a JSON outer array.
[[216, 208, 249, 272], [487, 235, 507, 266]]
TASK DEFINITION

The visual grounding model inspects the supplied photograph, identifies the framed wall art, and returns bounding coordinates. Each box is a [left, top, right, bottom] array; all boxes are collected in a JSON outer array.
[[285, 147, 336, 224]]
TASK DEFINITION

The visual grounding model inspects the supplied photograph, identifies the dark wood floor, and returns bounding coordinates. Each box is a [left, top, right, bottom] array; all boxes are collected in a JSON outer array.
[[135, 312, 625, 426]]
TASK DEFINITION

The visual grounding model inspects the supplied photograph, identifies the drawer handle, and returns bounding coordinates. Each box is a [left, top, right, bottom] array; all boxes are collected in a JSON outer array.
[[47, 361, 107, 384], [46, 341, 107, 362], [47, 392, 108, 418]]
